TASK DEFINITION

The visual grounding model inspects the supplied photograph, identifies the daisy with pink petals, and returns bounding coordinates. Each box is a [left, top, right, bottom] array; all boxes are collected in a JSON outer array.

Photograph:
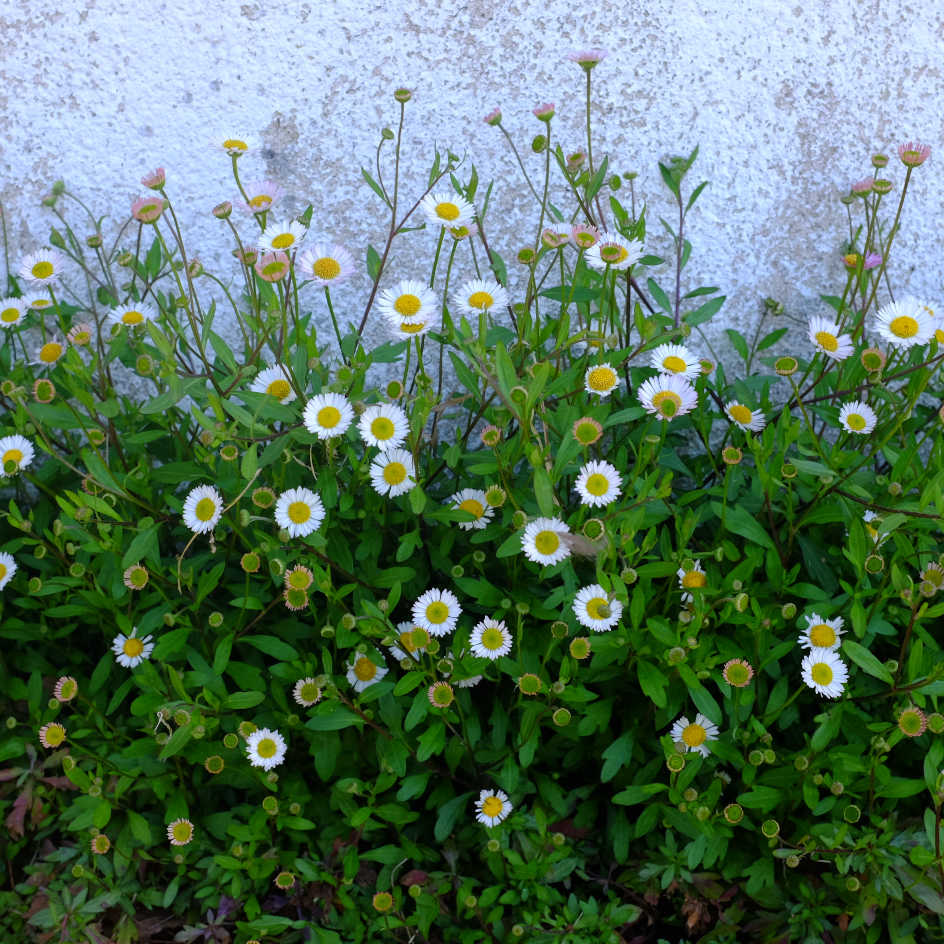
[[898, 141, 931, 167], [242, 180, 283, 214], [567, 48, 607, 70]]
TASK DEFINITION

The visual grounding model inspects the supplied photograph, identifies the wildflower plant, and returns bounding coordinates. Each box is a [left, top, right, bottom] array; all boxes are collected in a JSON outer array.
[[2, 55, 944, 944]]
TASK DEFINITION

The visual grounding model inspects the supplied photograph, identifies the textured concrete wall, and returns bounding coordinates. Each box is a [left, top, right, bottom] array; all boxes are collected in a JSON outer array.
[[2, 0, 942, 355]]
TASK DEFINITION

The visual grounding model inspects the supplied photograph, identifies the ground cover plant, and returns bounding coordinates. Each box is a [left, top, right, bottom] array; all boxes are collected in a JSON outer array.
[[2, 50, 944, 944]]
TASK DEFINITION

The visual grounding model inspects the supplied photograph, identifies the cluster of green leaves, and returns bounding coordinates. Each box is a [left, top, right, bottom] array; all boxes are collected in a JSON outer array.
[[2, 75, 944, 944]]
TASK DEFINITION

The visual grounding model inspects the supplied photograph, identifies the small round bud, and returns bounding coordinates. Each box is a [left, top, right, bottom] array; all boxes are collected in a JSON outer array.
[[208, 611, 223, 628], [552, 707, 571, 726], [785, 854, 800, 868], [223, 733, 239, 749], [723, 803, 744, 824], [393, 88, 412, 103], [846, 876, 861, 891], [872, 153, 888, 168], [516, 247, 536, 265], [830, 781, 844, 796], [551, 620, 568, 638], [666, 753, 686, 773], [486, 838, 501, 853], [781, 602, 797, 620], [531, 134, 547, 153], [381, 127, 395, 140], [761, 819, 779, 838], [794, 755, 809, 771], [843, 804, 861, 823], [683, 787, 698, 803], [748, 750, 764, 766]]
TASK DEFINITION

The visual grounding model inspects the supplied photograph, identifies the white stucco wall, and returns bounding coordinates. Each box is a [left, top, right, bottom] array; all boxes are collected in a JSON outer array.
[[2, 0, 942, 357]]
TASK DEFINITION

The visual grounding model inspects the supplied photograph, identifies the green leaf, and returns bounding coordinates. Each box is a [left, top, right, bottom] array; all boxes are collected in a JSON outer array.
[[612, 783, 666, 806], [601, 733, 634, 783], [725, 329, 749, 362], [361, 168, 388, 204], [712, 502, 775, 552], [240, 635, 298, 662], [366, 244, 382, 281], [738, 786, 782, 812], [435, 792, 474, 841], [684, 295, 725, 326], [843, 640, 893, 683], [225, 691, 265, 710]]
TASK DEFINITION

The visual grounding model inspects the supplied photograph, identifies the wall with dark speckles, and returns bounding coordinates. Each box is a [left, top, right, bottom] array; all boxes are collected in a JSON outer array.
[[2, 0, 942, 353]]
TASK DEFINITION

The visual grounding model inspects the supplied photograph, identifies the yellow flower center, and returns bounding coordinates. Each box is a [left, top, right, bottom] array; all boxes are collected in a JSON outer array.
[[122, 310, 144, 324], [728, 404, 753, 425], [45, 724, 65, 746], [266, 378, 291, 399], [808, 623, 836, 647], [0, 563, 6, 581], [681, 723, 706, 747], [425, 601, 449, 624], [889, 315, 918, 338], [353, 658, 377, 682], [846, 413, 866, 431], [1, 307, 20, 323], [481, 796, 503, 817], [248, 194, 271, 209], [585, 473, 609, 496], [398, 320, 426, 334], [814, 330, 838, 352], [480, 626, 505, 650], [534, 530, 560, 555], [383, 461, 407, 485], [195, 497, 217, 521], [32, 261, 54, 279], [171, 821, 192, 842], [651, 390, 681, 417], [287, 501, 311, 524], [435, 201, 460, 221], [40, 342, 63, 363], [3, 449, 23, 466], [585, 597, 609, 620], [31, 298, 51, 308], [317, 405, 341, 428], [810, 662, 834, 686], [371, 417, 395, 440], [587, 366, 616, 391], [681, 570, 706, 589], [725, 663, 751, 685], [313, 256, 341, 280], [574, 422, 599, 444], [662, 355, 687, 373], [223, 138, 248, 152], [459, 498, 484, 518], [399, 630, 419, 653], [256, 737, 277, 758], [123, 637, 144, 657], [394, 294, 422, 316], [271, 233, 295, 250], [467, 290, 494, 309], [935, 328, 944, 343]]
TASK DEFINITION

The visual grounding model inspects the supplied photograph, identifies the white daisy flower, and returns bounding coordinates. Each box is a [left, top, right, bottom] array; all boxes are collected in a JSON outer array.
[[214, 134, 256, 157], [346, 655, 388, 693], [670, 713, 719, 757], [107, 303, 158, 327], [24, 293, 54, 312], [521, 517, 572, 566], [245, 727, 287, 770], [358, 402, 409, 448], [19, 249, 65, 285], [808, 316, 853, 361], [390, 621, 429, 662], [637, 374, 698, 420], [182, 484, 224, 534], [0, 435, 35, 477], [250, 364, 296, 404], [34, 337, 66, 368], [798, 613, 845, 651], [475, 788, 512, 827], [455, 675, 483, 688], [648, 343, 700, 378], [863, 510, 887, 547], [584, 363, 620, 398], [292, 677, 322, 707], [420, 190, 476, 229], [574, 460, 621, 508], [801, 647, 849, 698], [376, 279, 437, 325], [241, 179, 283, 214], [874, 298, 933, 349], [303, 392, 354, 439], [677, 560, 707, 592], [584, 232, 643, 270], [258, 218, 308, 253], [469, 618, 512, 659], [274, 487, 325, 538], [447, 488, 493, 529], [386, 310, 439, 341], [0, 552, 17, 591], [725, 401, 766, 432], [369, 448, 416, 497], [0, 297, 28, 328], [297, 243, 355, 286], [111, 627, 155, 668], [573, 584, 623, 631], [412, 588, 462, 637], [838, 400, 877, 435], [451, 278, 509, 316]]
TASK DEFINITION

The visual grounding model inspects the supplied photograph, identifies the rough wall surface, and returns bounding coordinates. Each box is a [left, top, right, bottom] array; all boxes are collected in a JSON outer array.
[[2, 0, 942, 356]]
